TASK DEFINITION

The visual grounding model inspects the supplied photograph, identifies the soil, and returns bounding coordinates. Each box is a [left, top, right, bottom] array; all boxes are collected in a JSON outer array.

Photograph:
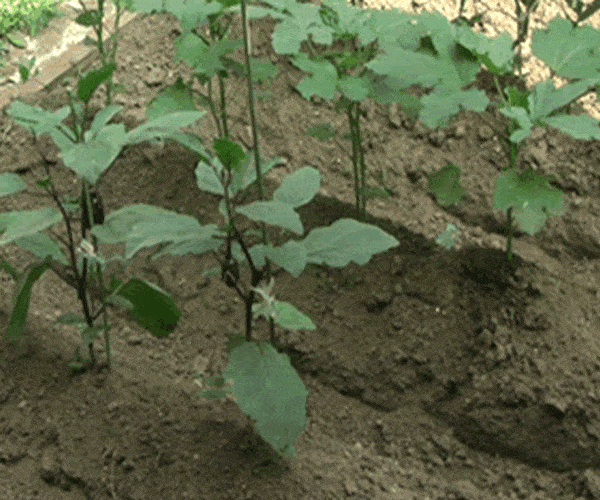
[[2, 0, 600, 499]]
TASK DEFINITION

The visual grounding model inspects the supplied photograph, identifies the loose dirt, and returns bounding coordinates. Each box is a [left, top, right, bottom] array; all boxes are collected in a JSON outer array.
[[2, 0, 600, 499]]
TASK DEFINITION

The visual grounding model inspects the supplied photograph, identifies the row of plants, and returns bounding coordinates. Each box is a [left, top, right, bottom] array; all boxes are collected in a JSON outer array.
[[1, 0, 600, 460], [1, 0, 64, 72]]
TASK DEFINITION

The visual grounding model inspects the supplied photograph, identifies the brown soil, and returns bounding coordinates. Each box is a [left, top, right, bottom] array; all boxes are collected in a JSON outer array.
[[2, 1, 600, 499]]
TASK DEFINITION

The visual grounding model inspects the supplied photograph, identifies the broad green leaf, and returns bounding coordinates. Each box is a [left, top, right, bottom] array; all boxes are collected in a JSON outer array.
[[150, 234, 223, 259], [428, 163, 466, 207], [0, 173, 27, 196], [91, 204, 219, 259], [419, 87, 489, 129], [292, 54, 339, 100], [270, 2, 332, 54], [273, 167, 321, 208], [531, 17, 600, 80], [76, 63, 117, 104], [236, 201, 304, 235], [106, 278, 180, 337], [145, 77, 202, 123], [494, 168, 564, 235], [5, 100, 71, 142], [174, 35, 243, 79], [125, 111, 206, 146], [253, 240, 308, 277], [305, 122, 338, 140], [338, 74, 371, 102], [61, 126, 127, 185], [542, 113, 600, 141], [222, 338, 308, 459], [0, 208, 63, 246], [196, 162, 225, 195], [253, 300, 316, 331], [527, 78, 600, 124], [303, 218, 398, 266], [498, 107, 533, 143], [13, 233, 70, 265], [87, 104, 122, 139]]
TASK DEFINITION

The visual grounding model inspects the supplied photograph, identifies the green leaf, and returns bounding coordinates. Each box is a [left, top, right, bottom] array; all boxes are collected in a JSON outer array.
[[61, 126, 127, 185], [6, 256, 53, 340], [542, 113, 600, 141], [236, 201, 304, 235], [5, 101, 74, 153], [305, 122, 338, 140], [254, 300, 316, 331], [273, 167, 321, 208], [252, 240, 308, 277], [125, 111, 206, 146], [338, 74, 371, 102], [436, 223, 460, 249], [214, 137, 246, 173], [293, 54, 339, 101], [222, 339, 308, 459], [195, 161, 225, 195], [13, 233, 70, 265], [76, 63, 117, 104], [303, 218, 398, 266], [498, 106, 534, 143], [87, 105, 122, 139], [531, 17, 600, 80], [0, 173, 27, 196], [428, 163, 466, 207], [174, 35, 244, 79], [91, 204, 220, 260], [106, 278, 180, 337], [494, 168, 564, 235], [270, 2, 333, 55], [527, 78, 600, 124], [0, 208, 63, 246]]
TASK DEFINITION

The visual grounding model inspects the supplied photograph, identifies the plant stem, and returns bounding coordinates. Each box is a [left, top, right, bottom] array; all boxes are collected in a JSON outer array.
[[506, 206, 514, 261], [239, 0, 270, 285], [347, 102, 366, 220]]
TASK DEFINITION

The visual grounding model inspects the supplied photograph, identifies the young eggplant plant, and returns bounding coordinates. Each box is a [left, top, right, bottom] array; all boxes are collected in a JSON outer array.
[[89, 138, 399, 459], [0, 60, 205, 371], [428, 15, 600, 261], [86, 0, 400, 460], [257, 0, 498, 222]]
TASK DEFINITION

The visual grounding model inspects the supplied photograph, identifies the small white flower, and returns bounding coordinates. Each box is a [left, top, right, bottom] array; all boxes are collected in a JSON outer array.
[[76, 239, 96, 257], [251, 277, 277, 318]]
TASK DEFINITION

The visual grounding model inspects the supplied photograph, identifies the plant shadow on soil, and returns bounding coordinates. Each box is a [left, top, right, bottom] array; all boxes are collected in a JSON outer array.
[[3, 3, 600, 499]]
